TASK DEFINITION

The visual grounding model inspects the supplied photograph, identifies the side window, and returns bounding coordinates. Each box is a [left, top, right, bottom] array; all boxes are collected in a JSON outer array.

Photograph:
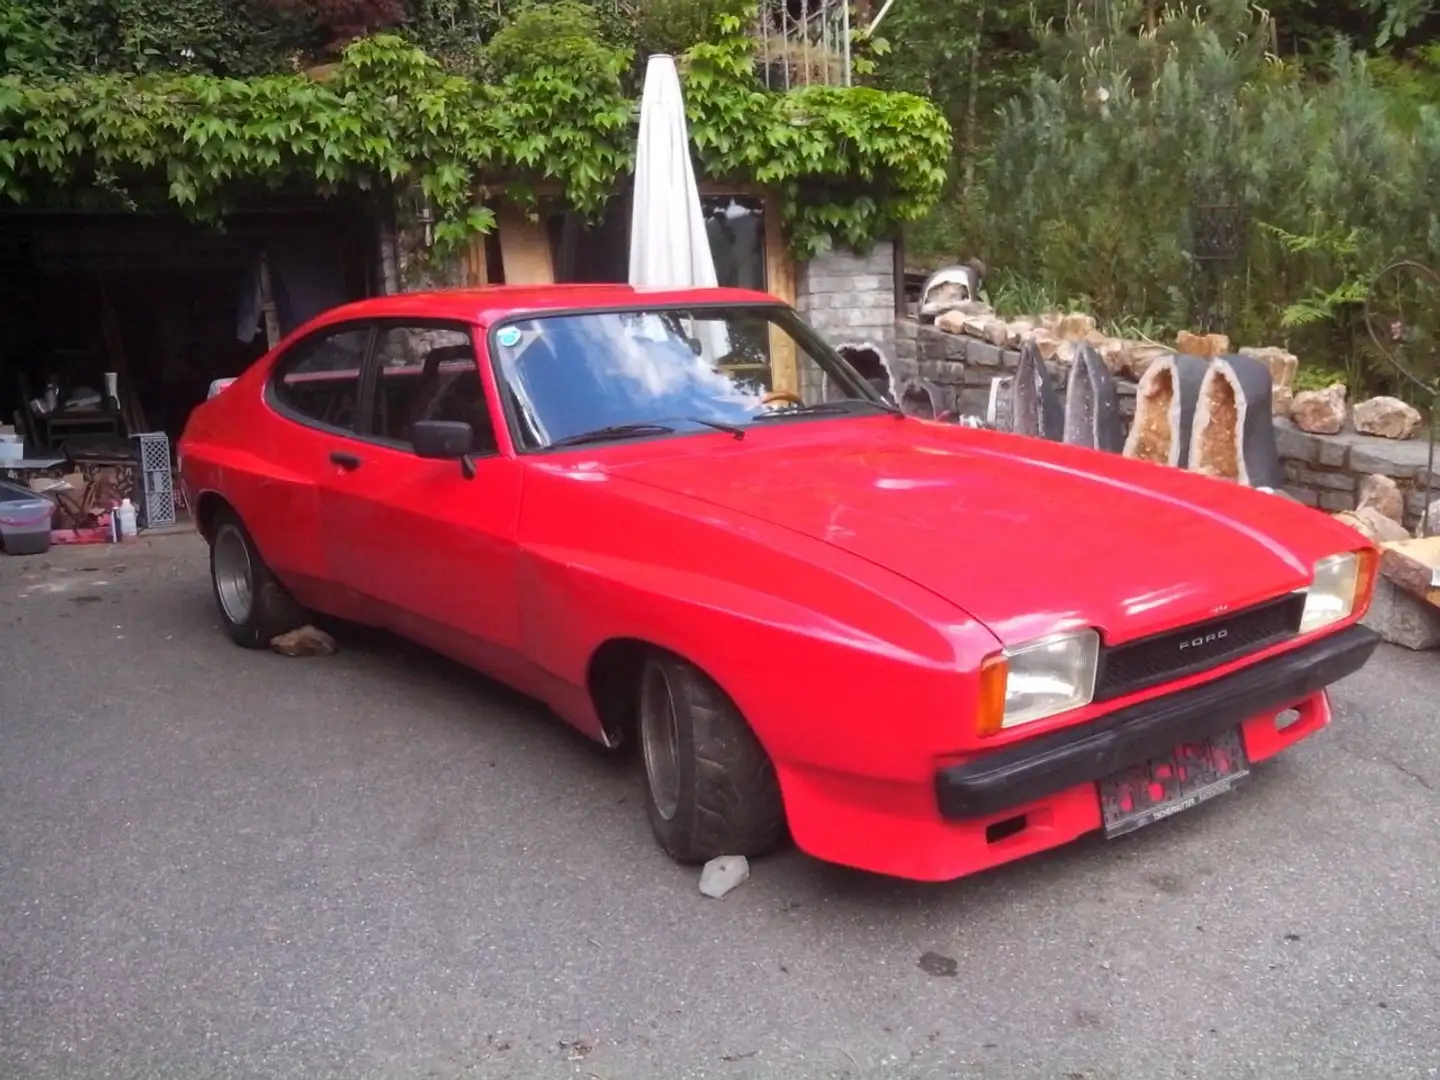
[[370, 325, 497, 455], [271, 325, 371, 432]]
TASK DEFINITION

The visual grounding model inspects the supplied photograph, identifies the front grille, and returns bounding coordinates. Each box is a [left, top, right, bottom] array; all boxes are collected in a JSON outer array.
[[1093, 592, 1306, 702]]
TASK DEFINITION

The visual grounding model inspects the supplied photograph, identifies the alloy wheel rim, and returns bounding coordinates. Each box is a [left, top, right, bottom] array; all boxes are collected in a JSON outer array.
[[639, 665, 682, 822], [213, 524, 255, 626]]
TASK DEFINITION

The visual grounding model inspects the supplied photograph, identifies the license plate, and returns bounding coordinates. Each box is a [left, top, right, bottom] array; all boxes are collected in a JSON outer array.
[[1098, 727, 1250, 839]]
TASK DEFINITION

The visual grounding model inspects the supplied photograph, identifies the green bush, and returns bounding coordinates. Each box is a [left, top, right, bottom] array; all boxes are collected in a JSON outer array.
[[918, 1, 1440, 401]]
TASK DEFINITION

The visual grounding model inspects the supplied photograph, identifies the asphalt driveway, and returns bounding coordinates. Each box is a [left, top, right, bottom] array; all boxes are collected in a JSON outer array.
[[2, 534, 1437, 1080]]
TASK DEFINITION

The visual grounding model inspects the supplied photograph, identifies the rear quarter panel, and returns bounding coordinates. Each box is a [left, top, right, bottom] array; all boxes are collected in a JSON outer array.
[[178, 358, 333, 603]]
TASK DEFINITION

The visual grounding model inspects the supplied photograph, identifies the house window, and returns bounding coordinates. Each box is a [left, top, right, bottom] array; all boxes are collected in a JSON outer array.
[[703, 194, 767, 291]]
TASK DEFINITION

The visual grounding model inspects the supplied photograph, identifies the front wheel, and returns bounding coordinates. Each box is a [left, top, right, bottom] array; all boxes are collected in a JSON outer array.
[[638, 653, 788, 864], [209, 507, 308, 649]]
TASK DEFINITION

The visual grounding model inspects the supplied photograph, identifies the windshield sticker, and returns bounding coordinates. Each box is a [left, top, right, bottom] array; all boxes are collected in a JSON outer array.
[[496, 326, 522, 349]]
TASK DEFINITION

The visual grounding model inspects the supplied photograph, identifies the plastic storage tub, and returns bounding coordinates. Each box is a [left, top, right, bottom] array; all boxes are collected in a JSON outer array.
[[0, 479, 56, 556]]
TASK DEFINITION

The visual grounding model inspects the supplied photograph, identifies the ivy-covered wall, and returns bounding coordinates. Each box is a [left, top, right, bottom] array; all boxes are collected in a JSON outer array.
[[0, 3, 950, 267]]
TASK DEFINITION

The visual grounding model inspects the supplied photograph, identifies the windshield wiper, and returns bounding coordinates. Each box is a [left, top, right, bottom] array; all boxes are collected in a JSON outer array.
[[547, 417, 746, 449], [549, 422, 676, 448], [752, 399, 904, 420], [684, 417, 746, 439]]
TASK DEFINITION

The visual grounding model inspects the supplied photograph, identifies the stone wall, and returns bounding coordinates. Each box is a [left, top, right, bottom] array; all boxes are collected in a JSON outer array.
[[892, 319, 1138, 426], [890, 316, 1433, 531], [1276, 421, 1436, 528], [795, 243, 896, 400]]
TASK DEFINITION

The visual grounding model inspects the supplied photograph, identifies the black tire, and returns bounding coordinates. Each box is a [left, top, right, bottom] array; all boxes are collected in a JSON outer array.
[[208, 506, 308, 649], [638, 652, 788, 864]]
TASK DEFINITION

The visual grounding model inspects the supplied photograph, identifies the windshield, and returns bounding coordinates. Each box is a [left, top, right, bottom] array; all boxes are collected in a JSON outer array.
[[488, 304, 891, 450]]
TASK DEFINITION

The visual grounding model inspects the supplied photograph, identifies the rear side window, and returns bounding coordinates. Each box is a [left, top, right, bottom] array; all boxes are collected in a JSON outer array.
[[270, 325, 372, 432]]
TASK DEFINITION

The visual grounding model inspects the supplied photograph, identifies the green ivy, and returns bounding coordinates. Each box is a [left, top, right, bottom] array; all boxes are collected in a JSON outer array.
[[0, 2, 950, 260]]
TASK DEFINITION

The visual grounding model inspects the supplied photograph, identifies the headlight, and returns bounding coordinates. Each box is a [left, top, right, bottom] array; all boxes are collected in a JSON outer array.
[[977, 629, 1100, 736], [1300, 551, 1373, 634]]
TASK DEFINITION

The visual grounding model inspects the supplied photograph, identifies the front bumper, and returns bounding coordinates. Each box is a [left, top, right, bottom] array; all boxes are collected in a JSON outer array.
[[935, 623, 1380, 820]]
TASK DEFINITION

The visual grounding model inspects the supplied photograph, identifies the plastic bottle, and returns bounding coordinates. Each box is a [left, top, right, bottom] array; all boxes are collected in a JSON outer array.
[[117, 498, 138, 539]]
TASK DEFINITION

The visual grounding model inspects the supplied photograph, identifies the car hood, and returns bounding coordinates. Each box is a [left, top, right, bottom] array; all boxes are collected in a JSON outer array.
[[606, 419, 1333, 646]]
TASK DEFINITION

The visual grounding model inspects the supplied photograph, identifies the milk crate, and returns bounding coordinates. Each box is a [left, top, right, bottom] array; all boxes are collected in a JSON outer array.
[[132, 431, 176, 528]]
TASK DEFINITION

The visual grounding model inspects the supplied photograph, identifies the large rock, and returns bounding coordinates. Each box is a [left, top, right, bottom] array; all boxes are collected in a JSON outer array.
[[1238, 346, 1299, 392], [933, 308, 973, 335], [1022, 327, 1062, 362], [1124, 344, 1175, 381], [933, 303, 997, 335], [1270, 385, 1295, 418], [271, 625, 337, 657], [944, 311, 1009, 345], [1176, 331, 1231, 359], [1005, 319, 1037, 346], [1045, 312, 1098, 340], [1290, 383, 1347, 435], [1093, 337, 1132, 377], [1332, 507, 1410, 544], [1357, 473, 1405, 524], [1363, 576, 1440, 650], [1351, 396, 1422, 440]]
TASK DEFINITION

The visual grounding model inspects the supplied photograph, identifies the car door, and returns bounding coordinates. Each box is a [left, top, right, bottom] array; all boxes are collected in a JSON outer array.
[[257, 319, 377, 616], [321, 319, 527, 682]]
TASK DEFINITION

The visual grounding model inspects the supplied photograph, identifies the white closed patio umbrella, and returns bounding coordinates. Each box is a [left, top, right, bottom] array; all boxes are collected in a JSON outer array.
[[629, 53, 729, 359]]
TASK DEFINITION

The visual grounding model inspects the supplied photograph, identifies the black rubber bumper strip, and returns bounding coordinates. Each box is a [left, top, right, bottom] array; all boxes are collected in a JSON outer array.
[[935, 622, 1381, 820]]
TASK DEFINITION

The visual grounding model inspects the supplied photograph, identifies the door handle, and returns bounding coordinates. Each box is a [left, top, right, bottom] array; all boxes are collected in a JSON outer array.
[[329, 450, 363, 471]]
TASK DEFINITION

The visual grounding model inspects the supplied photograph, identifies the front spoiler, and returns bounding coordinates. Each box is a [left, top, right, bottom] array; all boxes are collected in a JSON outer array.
[[935, 623, 1380, 820]]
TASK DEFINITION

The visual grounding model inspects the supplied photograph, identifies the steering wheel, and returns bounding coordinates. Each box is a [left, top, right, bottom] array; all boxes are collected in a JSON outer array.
[[762, 389, 804, 408]]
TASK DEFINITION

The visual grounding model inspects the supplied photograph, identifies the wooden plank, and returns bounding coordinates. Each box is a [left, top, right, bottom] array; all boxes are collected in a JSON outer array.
[[762, 192, 799, 395], [496, 209, 555, 285], [1379, 536, 1440, 607], [462, 229, 491, 287], [98, 276, 147, 434]]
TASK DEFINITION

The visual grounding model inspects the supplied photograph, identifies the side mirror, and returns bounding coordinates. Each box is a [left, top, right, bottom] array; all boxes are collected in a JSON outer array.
[[411, 420, 477, 479]]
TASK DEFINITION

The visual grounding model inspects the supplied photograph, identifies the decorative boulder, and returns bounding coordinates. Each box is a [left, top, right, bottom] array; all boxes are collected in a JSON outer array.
[[1176, 331, 1231, 359], [1237, 346, 1299, 393], [1187, 353, 1285, 489], [1009, 339, 1065, 441], [1357, 474, 1405, 524], [1122, 343, 1176, 381], [1122, 352, 1209, 468], [1333, 508, 1411, 545], [1050, 312, 1098, 340], [1290, 383, 1347, 435], [1352, 396, 1423, 440], [1063, 342, 1125, 453]]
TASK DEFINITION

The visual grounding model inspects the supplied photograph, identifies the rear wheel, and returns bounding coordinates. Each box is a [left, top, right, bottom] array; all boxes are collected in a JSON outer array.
[[208, 507, 307, 649], [638, 652, 788, 864]]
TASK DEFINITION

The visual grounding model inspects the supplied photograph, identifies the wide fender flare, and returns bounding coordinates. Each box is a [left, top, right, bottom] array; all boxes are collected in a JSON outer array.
[[183, 446, 323, 580], [520, 544, 999, 782]]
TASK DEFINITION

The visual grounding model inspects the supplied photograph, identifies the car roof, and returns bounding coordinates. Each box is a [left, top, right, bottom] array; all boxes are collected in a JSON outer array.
[[311, 284, 786, 330]]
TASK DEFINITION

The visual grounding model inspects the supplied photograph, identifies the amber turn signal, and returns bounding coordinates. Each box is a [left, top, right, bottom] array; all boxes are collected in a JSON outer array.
[[1353, 545, 1378, 618], [975, 653, 1009, 738]]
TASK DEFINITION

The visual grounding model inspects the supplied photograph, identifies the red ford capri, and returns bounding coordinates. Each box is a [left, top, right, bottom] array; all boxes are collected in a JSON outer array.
[[178, 284, 1380, 882]]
